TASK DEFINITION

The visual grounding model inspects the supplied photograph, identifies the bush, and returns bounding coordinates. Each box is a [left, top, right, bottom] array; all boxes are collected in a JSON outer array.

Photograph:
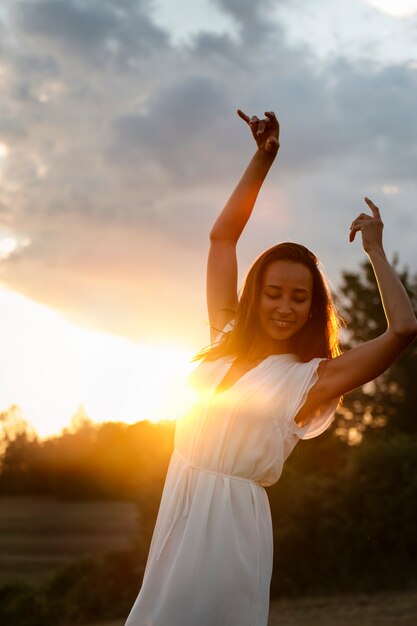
[[0, 581, 46, 626], [43, 550, 143, 625], [269, 433, 417, 596]]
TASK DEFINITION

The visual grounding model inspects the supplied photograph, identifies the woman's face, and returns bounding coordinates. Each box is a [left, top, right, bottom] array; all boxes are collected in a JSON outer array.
[[257, 260, 313, 350]]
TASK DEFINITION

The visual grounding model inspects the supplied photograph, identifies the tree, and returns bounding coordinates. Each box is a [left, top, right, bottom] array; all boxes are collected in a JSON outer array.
[[0, 405, 36, 458], [337, 257, 417, 438]]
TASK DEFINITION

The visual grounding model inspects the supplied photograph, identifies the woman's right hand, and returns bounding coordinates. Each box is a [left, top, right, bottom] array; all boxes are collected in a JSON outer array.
[[349, 197, 384, 254], [237, 109, 280, 155]]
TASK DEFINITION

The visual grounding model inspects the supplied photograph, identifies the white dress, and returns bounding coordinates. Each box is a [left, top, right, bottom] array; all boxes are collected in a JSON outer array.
[[125, 352, 340, 626]]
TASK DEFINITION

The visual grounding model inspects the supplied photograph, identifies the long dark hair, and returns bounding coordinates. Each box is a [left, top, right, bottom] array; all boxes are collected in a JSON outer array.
[[197, 242, 344, 363]]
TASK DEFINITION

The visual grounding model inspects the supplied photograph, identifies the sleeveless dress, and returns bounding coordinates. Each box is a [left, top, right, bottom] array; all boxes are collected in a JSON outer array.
[[125, 352, 340, 626]]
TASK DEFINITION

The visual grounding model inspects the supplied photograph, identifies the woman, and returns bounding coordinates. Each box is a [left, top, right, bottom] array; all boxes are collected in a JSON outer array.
[[125, 110, 417, 626]]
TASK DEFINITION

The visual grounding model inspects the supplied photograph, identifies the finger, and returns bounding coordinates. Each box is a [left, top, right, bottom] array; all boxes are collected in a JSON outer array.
[[237, 109, 250, 124], [355, 213, 370, 222], [364, 196, 381, 219], [257, 120, 267, 136], [249, 115, 259, 126], [349, 225, 358, 243], [350, 214, 370, 231], [265, 111, 279, 127]]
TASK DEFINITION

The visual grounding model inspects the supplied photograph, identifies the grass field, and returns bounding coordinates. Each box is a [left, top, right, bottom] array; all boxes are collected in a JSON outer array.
[[0, 496, 139, 585]]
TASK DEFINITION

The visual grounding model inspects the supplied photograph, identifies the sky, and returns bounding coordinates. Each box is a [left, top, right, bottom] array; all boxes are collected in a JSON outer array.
[[0, 0, 417, 437]]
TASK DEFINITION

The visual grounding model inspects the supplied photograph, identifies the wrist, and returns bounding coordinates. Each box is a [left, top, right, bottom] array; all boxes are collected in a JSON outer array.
[[365, 243, 386, 259], [254, 146, 278, 164]]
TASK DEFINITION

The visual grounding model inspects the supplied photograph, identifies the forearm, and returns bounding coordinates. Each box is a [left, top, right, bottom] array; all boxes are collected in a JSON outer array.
[[367, 245, 417, 337], [210, 148, 277, 242]]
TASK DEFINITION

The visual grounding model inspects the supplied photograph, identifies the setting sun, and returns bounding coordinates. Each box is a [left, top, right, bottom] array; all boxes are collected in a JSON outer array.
[[0, 288, 195, 438]]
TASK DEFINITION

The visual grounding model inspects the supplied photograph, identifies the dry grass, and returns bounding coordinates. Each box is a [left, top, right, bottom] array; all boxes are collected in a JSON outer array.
[[267, 590, 417, 626], [82, 590, 417, 626], [79, 590, 417, 626]]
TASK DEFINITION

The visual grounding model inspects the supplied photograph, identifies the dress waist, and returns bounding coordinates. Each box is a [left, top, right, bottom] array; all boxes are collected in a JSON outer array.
[[154, 449, 261, 561], [173, 449, 259, 485]]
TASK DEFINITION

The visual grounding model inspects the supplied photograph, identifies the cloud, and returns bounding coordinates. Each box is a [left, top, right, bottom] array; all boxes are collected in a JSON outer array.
[[214, 0, 278, 44], [0, 0, 416, 348], [110, 74, 231, 180], [12, 0, 169, 67]]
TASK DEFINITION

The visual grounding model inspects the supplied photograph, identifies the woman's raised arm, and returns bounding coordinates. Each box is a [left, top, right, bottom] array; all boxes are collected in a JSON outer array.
[[300, 198, 417, 421], [207, 110, 280, 342]]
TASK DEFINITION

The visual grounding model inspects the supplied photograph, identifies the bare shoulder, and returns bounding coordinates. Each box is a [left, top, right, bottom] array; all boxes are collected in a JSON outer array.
[[292, 359, 331, 425]]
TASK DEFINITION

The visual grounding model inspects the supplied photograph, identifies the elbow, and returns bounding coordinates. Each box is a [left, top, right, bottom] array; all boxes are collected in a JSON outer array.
[[391, 322, 417, 344], [406, 324, 417, 342]]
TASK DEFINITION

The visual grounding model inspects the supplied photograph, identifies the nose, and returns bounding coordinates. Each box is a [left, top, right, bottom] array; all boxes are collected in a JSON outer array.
[[275, 298, 292, 316]]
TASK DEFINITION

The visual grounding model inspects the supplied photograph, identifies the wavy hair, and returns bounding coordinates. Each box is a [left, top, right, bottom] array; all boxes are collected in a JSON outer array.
[[197, 242, 344, 363]]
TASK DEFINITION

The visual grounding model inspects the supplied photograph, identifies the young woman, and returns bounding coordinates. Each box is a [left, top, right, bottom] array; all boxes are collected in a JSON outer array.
[[125, 110, 417, 626]]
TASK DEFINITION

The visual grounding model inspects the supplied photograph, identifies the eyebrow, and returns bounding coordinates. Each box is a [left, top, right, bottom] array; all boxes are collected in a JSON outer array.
[[264, 285, 310, 294]]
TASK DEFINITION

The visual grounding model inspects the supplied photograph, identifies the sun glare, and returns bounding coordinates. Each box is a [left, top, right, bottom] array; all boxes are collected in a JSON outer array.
[[0, 289, 195, 439], [0, 232, 31, 259], [0, 237, 18, 259]]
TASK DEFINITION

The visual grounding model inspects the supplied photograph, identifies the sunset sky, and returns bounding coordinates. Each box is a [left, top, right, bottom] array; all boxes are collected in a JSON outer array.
[[1, 0, 417, 437]]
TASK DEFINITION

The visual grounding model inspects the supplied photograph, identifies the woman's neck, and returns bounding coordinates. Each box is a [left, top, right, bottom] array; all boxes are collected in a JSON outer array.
[[245, 332, 293, 362]]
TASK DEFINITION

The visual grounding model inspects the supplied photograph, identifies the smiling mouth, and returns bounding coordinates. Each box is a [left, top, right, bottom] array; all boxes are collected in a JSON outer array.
[[271, 319, 295, 328]]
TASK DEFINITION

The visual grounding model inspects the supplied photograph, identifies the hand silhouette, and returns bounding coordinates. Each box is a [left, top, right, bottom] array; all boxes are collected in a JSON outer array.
[[237, 109, 280, 155]]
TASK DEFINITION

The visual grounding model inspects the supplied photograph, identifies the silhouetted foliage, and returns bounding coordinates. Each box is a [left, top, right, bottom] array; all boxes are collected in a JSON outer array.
[[0, 581, 47, 626], [0, 550, 142, 626], [337, 258, 417, 438], [0, 419, 175, 500], [43, 549, 142, 625], [269, 432, 417, 596]]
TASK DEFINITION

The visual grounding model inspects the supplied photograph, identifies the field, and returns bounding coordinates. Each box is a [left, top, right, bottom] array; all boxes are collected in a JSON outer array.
[[82, 590, 417, 626], [267, 590, 417, 625], [0, 496, 139, 585], [1, 496, 416, 625]]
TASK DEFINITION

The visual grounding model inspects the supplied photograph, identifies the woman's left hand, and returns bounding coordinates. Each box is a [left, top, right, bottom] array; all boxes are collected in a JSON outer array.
[[237, 109, 280, 155], [349, 197, 384, 253]]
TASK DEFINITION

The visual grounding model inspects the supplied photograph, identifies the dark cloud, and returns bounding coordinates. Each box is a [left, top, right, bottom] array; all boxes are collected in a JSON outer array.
[[111, 75, 230, 172], [12, 0, 169, 67], [214, 0, 277, 45], [10, 52, 59, 77], [190, 31, 239, 64], [330, 61, 417, 178]]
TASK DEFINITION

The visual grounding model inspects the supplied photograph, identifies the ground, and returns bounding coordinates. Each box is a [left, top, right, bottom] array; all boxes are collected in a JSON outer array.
[[83, 589, 417, 626], [2, 497, 416, 625]]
